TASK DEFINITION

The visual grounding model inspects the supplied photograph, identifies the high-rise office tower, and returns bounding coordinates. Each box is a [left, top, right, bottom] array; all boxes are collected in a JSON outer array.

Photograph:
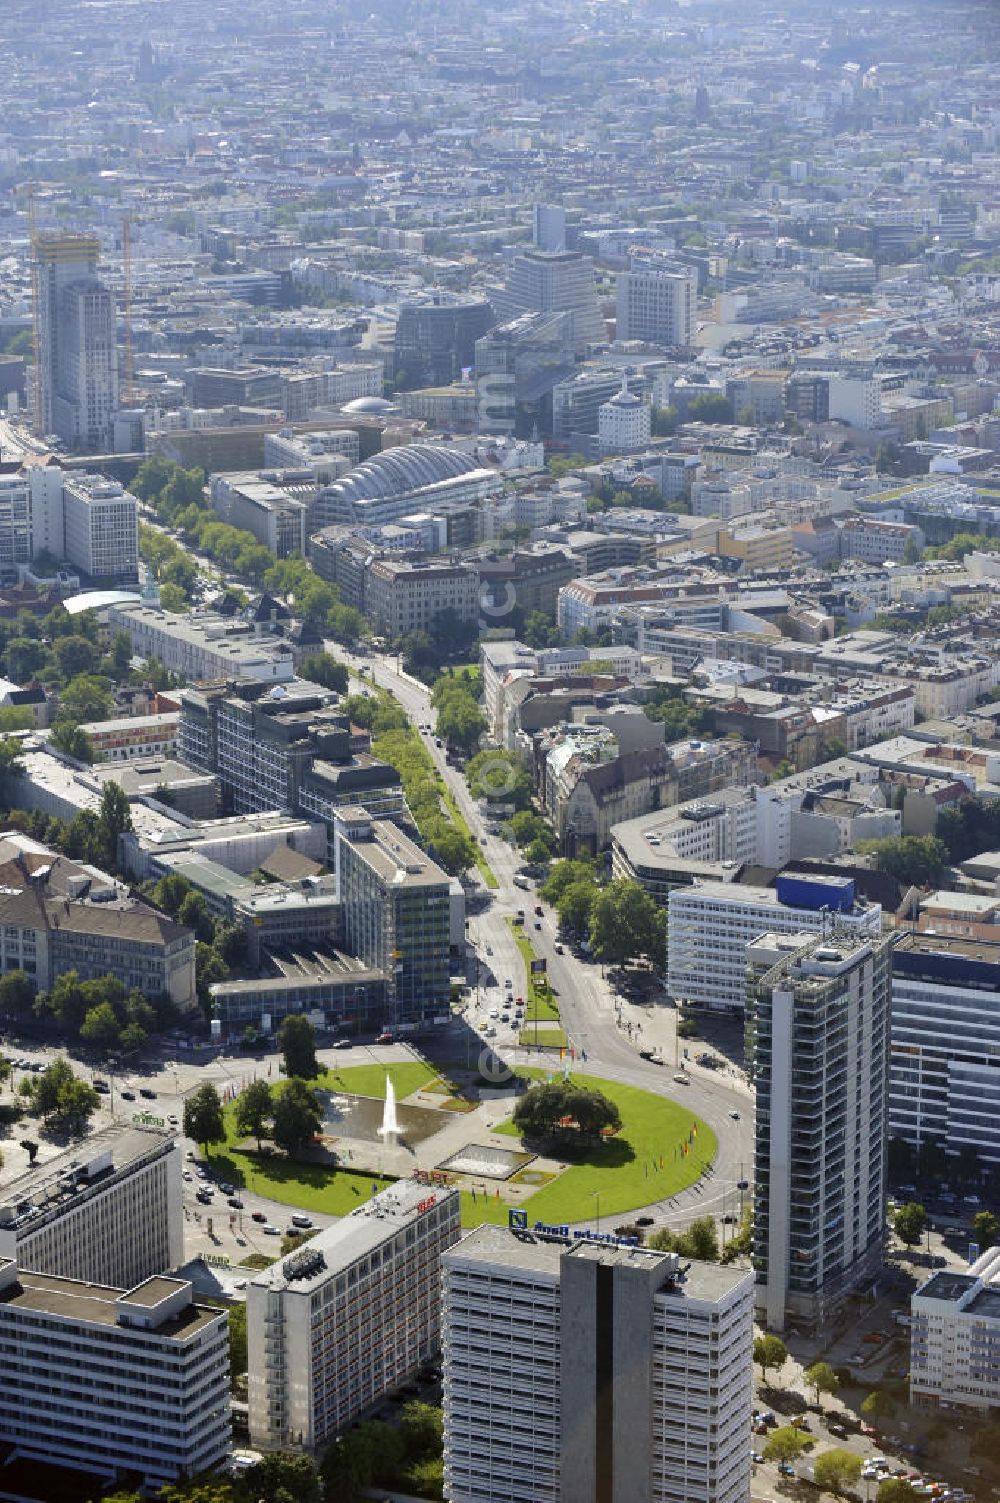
[[747, 927, 894, 1333], [443, 1224, 754, 1503], [533, 203, 567, 253], [495, 249, 604, 354], [248, 1182, 461, 1453], [615, 257, 697, 348], [34, 232, 119, 450]]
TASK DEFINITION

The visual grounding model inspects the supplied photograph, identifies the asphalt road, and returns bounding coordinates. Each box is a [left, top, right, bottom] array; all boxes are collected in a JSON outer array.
[[331, 643, 756, 1231]]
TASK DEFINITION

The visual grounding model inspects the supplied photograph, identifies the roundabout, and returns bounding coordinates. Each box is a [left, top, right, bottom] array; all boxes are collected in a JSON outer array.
[[209, 1059, 718, 1231]]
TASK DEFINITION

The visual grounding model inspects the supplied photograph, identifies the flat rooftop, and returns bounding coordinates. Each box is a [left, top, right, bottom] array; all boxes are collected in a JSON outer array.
[[917, 1271, 978, 1304], [251, 1181, 459, 1294], [0, 1268, 218, 1340], [0, 1124, 173, 1232]]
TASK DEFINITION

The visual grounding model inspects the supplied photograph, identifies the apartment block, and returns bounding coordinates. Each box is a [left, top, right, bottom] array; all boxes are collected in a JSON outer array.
[[0, 1126, 183, 1290], [616, 257, 697, 347], [748, 929, 893, 1332], [443, 1224, 753, 1503], [248, 1182, 460, 1452], [0, 1260, 229, 1489], [667, 873, 882, 1013], [910, 1248, 1000, 1413]]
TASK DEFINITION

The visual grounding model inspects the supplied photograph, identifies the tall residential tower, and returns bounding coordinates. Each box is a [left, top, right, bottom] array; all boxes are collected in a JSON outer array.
[[748, 927, 893, 1332], [34, 232, 118, 450]]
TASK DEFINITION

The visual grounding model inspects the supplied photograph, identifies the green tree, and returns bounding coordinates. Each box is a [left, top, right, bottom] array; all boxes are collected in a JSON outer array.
[[152, 872, 192, 917], [877, 1481, 921, 1503], [59, 673, 114, 724], [689, 392, 734, 423], [279, 1014, 318, 1079], [894, 1201, 928, 1248], [0, 736, 25, 805], [511, 1080, 621, 1145], [299, 652, 349, 694], [228, 1299, 247, 1386], [676, 1215, 719, 1261], [98, 781, 132, 868], [973, 1209, 1000, 1247], [803, 1361, 840, 1407], [436, 693, 487, 752], [50, 719, 94, 762], [812, 1448, 861, 1497], [862, 1388, 896, 1422], [235, 1079, 273, 1149], [753, 1334, 788, 1381], [79, 1001, 122, 1051], [272, 1077, 323, 1156], [183, 1083, 226, 1156], [589, 879, 665, 970], [0, 969, 34, 1019], [857, 834, 948, 888], [400, 1400, 444, 1460], [178, 890, 215, 944], [652, 405, 680, 437], [4, 636, 48, 680], [53, 634, 96, 679], [29, 1058, 99, 1135], [762, 1426, 807, 1463], [540, 858, 596, 906], [0, 704, 35, 732], [245, 1453, 321, 1503]]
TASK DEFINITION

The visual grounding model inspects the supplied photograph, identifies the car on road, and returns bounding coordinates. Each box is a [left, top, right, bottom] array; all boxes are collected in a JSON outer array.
[[534, 920, 541, 930], [121, 1090, 135, 1100], [291, 1214, 313, 1228], [93, 1080, 110, 1093], [636, 1216, 654, 1227], [486, 944, 493, 955], [375, 1031, 394, 1044], [139, 1087, 157, 1099], [489, 1007, 499, 1018], [228, 1197, 244, 1209], [500, 1012, 511, 1023], [332, 1039, 351, 1049], [554, 943, 563, 954], [639, 1047, 654, 1060], [752, 1453, 764, 1465], [484, 1025, 496, 1037], [504, 978, 513, 990], [251, 1210, 268, 1223], [168, 1115, 179, 1127], [263, 1224, 280, 1235], [673, 1071, 689, 1084], [196, 1190, 213, 1205], [729, 1110, 741, 1120], [220, 1182, 235, 1195], [777, 1463, 795, 1477], [182, 1170, 193, 1181], [737, 1178, 749, 1190]]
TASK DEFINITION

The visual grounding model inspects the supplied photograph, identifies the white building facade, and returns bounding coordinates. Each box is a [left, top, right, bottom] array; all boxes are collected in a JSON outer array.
[[911, 1248, 1000, 1413], [0, 1261, 230, 1489], [247, 1181, 461, 1453], [443, 1224, 753, 1503]]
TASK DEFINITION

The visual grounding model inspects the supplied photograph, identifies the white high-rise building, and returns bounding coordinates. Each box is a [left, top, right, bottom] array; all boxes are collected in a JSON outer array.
[[496, 249, 604, 353], [616, 258, 697, 348], [443, 1224, 754, 1503], [910, 1246, 1000, 1414], [0, 1126, 184, 1290], [247, 1181, 461, 1453], [598, 371, 652, 455], [667, 873, 883, 1013], [0, 1259, 230, 1489], [533, 203, 567, 253], [748, 928, 893, 1332], [34, 233, 119, 450], [61, 472, 139, 580]]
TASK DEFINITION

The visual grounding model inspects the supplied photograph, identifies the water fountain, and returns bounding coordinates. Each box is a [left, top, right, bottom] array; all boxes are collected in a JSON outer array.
[[378, 1075, 400, 1141]]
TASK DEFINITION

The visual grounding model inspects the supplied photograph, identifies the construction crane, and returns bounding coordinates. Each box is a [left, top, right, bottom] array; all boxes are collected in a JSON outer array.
[[122, 216, 135, 408]]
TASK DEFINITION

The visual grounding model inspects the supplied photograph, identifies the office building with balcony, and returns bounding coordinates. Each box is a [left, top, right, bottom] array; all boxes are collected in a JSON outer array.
[[667, 873, 882, 1014], [748, 928, 893, 1332], [0, 1126, 183, 1291], [333, 809, 451, 1024], [247, 1181, 460, 1453], [890, 933, 1000, 1164], [442, 1224, 753, 1503], [910, 1248, 1000, 1414], [616, 258, 697, 348], [0, 1260, 230, 1489]]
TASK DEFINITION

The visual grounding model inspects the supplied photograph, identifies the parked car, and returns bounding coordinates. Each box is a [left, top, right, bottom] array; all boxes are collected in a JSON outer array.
[[251, 1210, 268, 1223], [139, 1087, 156, 1099], [93, 1080, 110, 1094], [120, 1090, 135, 1101], [291, 1214, 313, 1228], [376, 1031, 393, 1045], [332, 1039, 351, 1049], [228, 1197, 244, 1209]]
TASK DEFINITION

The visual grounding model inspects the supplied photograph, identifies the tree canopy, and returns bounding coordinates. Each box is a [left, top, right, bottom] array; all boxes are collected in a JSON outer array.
[[512, 1080, 621, 1145], [183, 1083, 226, 1155], [279, 1013, 319, 1079], [272, 1078, 323, 1156]]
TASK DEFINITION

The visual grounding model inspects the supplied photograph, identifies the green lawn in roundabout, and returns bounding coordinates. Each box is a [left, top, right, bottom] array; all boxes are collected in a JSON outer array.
[[211, 1062, 716, 1229]]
